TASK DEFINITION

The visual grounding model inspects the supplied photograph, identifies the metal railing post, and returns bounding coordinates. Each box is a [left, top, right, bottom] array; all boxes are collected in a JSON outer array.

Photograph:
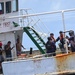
[[61, 11, 68, 54]]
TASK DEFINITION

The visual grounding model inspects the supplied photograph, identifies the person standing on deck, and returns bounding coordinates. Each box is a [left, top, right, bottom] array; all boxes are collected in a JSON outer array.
[[0, 41, 3, 55], [56, 31, 65, 53], [0, 41, 4, 59], [68, 30, 75, 52], [16, 38, 25, 56], [4, 41, 14, 59], [49, 33, 56, 56], [45, 33, 56, 56]]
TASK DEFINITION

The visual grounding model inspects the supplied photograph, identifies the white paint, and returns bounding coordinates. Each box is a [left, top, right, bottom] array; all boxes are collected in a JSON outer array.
[[0, 12, 21, 33], [0, 0, 20, 33], [1, 58, 56, 75]]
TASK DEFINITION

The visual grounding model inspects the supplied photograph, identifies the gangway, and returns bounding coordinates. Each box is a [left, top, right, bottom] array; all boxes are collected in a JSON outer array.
[[23, 26, 46, 54]]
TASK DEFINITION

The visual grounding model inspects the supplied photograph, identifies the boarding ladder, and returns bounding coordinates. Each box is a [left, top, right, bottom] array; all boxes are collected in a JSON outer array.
[[23, 26, 46, 54]]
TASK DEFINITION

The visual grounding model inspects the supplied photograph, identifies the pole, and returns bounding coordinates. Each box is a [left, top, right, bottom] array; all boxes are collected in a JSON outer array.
[[62, 11, 68, 54]]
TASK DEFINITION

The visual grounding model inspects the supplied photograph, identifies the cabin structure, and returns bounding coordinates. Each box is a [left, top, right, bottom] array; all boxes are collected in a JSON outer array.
[[0, 0, 46, 60], [0, 0, 23, 59]]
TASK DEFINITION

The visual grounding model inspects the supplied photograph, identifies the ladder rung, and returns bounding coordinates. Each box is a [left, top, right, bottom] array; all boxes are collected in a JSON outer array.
[[28, 29, 32, 31], [36, 39, 40, 41], [38, 42, 43, 44], [26, 27, 30, 29], [31, 33, 35, 35], [33, 36, 37, 38], [40, 45, 45, 47]]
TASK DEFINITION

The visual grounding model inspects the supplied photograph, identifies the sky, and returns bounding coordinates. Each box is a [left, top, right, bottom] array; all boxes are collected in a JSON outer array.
[[19, 0, 75, 51]]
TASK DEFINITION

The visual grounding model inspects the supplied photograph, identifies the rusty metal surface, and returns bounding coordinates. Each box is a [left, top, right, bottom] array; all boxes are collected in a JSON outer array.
[[55, 53, 75, 72], [36, 53, 75, 75]]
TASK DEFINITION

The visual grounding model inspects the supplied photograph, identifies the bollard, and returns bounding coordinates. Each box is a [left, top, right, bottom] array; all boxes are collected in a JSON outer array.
[[30, 47, 33, 54]]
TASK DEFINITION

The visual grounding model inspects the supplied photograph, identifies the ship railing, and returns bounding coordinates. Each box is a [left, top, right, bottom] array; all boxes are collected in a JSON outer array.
[[32, 51, 66, 58], [19, 8, 50, 40], [17, 8, 75, 40]]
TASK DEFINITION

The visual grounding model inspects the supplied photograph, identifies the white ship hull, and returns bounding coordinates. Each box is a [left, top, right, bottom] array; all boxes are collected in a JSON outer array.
[[2, 53, 75, 75]]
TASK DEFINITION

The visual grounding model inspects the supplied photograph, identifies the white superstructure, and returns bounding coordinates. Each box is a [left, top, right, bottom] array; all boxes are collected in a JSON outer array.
[[0, 0, 23, 59]]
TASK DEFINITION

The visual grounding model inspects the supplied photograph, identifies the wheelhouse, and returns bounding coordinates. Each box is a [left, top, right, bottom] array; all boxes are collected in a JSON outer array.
[[0, 0, 18, 15]]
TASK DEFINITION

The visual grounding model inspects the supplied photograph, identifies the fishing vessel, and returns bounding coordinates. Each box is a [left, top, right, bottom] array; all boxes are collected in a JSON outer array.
[[0, 0, 75, 75]]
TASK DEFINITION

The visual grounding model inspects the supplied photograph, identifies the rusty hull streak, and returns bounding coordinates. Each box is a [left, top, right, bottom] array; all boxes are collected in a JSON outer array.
[[34, 53, 75, 75], [55, 54, 69, 72], [55, 52, 75, 72], [33, 58, 42, 63], [33, 58, 42, 69]]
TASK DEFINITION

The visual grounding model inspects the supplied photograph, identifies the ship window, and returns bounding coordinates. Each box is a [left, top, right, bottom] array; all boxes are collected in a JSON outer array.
[[0, 2, 4, 14], [12, 0, 18, 12], [6, 1, 11, 13]]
